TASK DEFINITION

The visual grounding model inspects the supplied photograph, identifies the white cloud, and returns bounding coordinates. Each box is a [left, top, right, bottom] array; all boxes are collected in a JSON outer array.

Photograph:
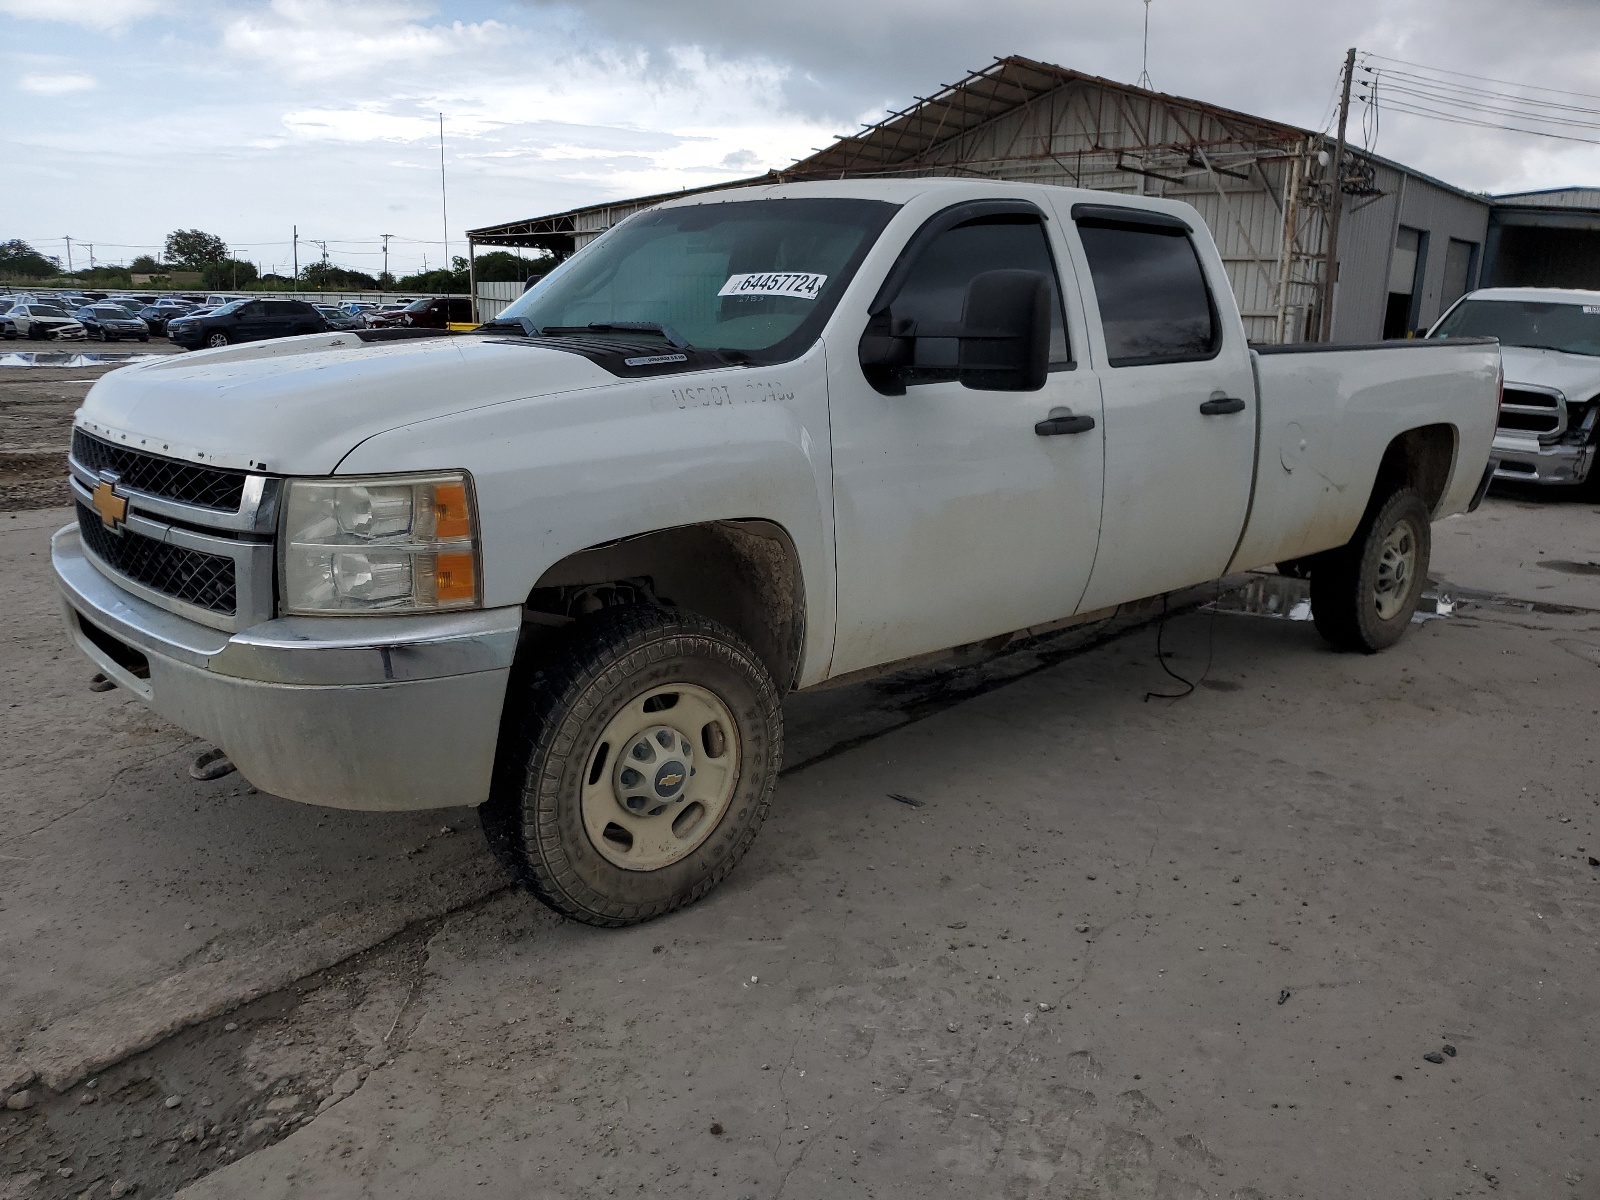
[[18, 72, 97, 95], [0, 0, 160, 31], [221, 0, 512, 83]]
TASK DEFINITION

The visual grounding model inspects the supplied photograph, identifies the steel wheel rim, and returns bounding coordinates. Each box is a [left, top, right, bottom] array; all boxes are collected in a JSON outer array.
[[1373, 519, 1416, 621], [581, 682, 741, 872]]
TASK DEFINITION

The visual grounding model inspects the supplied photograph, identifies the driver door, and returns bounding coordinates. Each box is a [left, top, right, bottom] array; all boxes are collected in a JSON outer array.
[[826, 202, 1105, 675]]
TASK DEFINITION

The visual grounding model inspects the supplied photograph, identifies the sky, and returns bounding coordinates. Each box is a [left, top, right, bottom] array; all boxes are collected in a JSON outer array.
[[4, 0, 1600, 278]]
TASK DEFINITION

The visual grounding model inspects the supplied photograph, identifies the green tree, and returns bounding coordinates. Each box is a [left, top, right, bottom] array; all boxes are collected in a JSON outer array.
[[129, 253, 164, 273], [473, 249, 555, 283], [300, 262, 378, 290], [0, 239, 60, 277], [164, 229, 229, 269], [200, 259, 260, 289]]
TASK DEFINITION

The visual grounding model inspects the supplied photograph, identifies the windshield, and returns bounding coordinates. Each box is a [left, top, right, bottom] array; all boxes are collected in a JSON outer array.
[[492, 197, 898, 359], [93, 307, 128, 318], [1433, 298, 1600, 357], [212, 300, 248, 315]]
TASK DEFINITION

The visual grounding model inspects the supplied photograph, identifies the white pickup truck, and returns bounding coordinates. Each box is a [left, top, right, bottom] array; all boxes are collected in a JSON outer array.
[[54, 179, 1501, 925]]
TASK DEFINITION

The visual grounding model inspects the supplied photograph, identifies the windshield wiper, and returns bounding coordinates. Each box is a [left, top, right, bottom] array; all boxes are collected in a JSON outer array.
[[477, 316, 540, 338], [1513, 342, 1599, 356], [543, 321, 694, 350]]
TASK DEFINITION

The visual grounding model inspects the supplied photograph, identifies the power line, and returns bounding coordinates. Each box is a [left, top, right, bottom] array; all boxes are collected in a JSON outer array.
[[1362, 50, 1600, 105]]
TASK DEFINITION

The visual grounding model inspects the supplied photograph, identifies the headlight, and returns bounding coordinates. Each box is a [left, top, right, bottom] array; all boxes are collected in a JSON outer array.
[[280, 472, 480, 615]]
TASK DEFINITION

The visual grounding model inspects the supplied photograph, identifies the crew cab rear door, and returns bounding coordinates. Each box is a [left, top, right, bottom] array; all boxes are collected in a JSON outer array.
[[1055, 201, 1256, 610], [827, 199, 1105, 675]]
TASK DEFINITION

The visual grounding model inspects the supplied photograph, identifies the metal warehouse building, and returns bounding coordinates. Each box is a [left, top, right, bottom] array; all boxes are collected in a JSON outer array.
[[467, 56, 1595, 344]]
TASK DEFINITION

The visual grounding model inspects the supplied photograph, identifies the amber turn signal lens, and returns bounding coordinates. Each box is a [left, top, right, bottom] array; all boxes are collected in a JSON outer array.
[[432, 482, 472, 540], [434, 552, 476, 603]]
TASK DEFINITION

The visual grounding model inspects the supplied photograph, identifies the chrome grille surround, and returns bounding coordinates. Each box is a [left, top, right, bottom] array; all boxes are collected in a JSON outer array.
[[67, 435, 279, 633], [1497, 385, 1566, 442]]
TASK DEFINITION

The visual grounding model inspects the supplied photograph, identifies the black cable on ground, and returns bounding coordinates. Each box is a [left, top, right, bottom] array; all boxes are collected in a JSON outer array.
[[1143, 580, 1222, 702]]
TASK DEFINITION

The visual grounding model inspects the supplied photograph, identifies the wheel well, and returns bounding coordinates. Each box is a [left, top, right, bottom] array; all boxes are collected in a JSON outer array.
[[1373, 424, 1456, 515], [525, 520, 805, 690]]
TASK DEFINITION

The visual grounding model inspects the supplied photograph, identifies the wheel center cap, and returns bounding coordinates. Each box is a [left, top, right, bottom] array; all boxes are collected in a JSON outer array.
[[614, 724, 695, 817]]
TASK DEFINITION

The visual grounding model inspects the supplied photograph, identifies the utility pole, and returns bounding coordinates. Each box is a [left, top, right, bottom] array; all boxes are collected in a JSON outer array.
[[1319, 46, 1357, 343], [380, 233, 393, 287], [439, 113, 455, 316], [293, 225, 299, 287], [86, 244, 95, 271], [63, 236, 73, 274]]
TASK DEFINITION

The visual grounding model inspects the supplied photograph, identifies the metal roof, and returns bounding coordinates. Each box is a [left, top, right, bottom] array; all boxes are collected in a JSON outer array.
[[1491, 187, 1600, 211], [781, 56, 1306, 179]]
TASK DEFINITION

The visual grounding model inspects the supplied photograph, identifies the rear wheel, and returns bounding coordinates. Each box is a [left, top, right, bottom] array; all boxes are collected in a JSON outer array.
[[1311, 488, 1431, 652], [482, 606, 782, 926]]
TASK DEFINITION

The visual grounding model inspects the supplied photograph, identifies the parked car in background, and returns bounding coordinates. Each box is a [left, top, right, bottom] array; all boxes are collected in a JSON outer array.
[[366, 303, 410, 327], [399, 296, 474, 328], [340, 302, 377, 321], [166, 298, 329, 350], [0, 312, 16, 339], [203, 293, 246, 309], [313, 304, 365, 331], [136, 302, 193, 335], [73, 304, 151, 342], [3, 303, 86, 340], [1431, 287, 1600, 489]]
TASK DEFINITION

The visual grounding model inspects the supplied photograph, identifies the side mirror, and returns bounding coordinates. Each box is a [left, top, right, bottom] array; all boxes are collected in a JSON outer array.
[[859, 269, 1050, 394]]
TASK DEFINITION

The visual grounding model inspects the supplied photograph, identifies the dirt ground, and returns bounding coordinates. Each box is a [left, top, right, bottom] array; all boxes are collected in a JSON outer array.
[[1, 364, 1598, 1197]]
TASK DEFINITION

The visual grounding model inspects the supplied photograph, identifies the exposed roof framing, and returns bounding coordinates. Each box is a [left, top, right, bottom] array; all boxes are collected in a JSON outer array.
[[779, 56, 1307, 181]]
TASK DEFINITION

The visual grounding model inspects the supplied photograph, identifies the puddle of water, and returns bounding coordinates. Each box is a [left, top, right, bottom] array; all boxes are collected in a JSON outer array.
[[1206, 572, 1458, 624], [0, 351, 162, 368]]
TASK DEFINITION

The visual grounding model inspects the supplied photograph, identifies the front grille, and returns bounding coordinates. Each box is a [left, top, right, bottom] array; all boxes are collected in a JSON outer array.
[[1498, 388, 1563, 437], [77, 502, 237, 615], [71, 429, 246, 511]]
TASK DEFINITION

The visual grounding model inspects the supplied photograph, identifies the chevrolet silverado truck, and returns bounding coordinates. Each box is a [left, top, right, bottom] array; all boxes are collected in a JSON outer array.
[[1430, 286, 1600, 488], [54, 180, 1501, 926]]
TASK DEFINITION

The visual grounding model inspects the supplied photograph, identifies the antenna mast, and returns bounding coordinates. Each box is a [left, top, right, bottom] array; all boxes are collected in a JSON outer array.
[[1136, 0, 1153, 90]]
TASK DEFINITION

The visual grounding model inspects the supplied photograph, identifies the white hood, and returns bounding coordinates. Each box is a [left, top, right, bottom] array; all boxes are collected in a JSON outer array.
[[1500, 344, 1600, 403], [75, 332, 614, 475]]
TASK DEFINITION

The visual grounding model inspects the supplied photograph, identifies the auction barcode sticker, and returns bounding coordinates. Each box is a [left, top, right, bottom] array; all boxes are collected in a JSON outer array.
[[1585, 305, 1600, 314], [718, 272, 828, 300]]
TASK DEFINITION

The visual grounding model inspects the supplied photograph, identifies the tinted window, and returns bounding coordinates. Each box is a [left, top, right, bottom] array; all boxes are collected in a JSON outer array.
[[890, 216, 1070, 382], [1076, 221, 1217, 366]]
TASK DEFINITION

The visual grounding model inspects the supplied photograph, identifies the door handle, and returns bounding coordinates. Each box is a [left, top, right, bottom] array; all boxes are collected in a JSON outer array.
[[1035, 413, 1096, 436], [1199, 397, 1247, 416]]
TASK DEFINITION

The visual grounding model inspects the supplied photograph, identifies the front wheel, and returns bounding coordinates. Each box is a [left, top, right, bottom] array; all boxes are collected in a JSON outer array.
[[205, 330, 230, 349], [1310, 488, 1431, 652], [482, 607, 782, 926]]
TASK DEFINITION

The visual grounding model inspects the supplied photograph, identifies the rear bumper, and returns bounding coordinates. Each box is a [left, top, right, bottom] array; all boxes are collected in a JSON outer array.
[[53, 525, 520, 810], [1492, 433, 1596, 485]]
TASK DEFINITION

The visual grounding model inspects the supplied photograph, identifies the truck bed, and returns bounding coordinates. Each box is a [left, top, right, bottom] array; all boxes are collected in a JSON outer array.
[[1228, 337, 1501, 573]]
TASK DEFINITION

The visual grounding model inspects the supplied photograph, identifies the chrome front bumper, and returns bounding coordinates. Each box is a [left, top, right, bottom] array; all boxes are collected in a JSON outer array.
[[53, 525, 520, 811], [1491, 433, 1596, 485]]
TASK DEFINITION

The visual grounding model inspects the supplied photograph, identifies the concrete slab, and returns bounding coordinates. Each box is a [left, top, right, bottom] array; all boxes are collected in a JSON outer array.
[[1433, 491, 1600, 610]]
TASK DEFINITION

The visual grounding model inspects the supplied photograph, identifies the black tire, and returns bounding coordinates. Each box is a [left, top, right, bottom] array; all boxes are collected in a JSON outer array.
[[205, 330, 230, 349], [482, 606, 782, 926], [27, 323, 46, 341], [138, 334, 150, 343], [1311, 488, 1431, 653]]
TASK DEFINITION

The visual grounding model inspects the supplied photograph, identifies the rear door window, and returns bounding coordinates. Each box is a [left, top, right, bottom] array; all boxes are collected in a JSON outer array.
[[1075, 216, 1219, 366]]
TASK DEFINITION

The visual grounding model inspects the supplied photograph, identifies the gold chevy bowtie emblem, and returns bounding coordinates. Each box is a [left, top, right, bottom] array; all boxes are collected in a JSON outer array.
[[91, 479, 128, 530], [658, 772, 684, 788]]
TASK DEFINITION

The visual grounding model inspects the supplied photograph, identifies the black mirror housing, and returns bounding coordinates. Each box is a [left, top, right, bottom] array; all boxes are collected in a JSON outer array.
[[955, 269, 1050, 392], [858, 268, 1050, 394]]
